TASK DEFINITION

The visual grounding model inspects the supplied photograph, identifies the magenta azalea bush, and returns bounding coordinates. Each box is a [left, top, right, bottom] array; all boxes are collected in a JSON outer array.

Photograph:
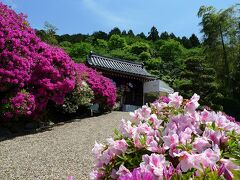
[[29, 42, 76, 112], [75, 64, 117, 110], [91, 93, 240, 180], [0, 3, 116, 120], [2, 90, 35, 119], [0, 2, 75, 118]]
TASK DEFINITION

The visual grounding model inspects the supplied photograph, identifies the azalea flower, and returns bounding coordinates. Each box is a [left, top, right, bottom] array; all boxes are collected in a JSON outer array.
[[91, 92, 240, 179]]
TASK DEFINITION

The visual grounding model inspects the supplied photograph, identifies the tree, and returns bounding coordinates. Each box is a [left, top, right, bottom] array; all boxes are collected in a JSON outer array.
[[169, 33, 177, 39], [174, 57, 222, 109], [96, 39, 108, 49], [42, 21, 58, 45], [181, 36, 192, 49], [139, 52, 151, 61], [130, 42, 150, 55], [69, 42, 92, 62], [108, 27, 121, 37], [159, 32, 169, 40], [145, 58, 161, 72], [127, 30, 135, 37], [108, 34, 126, 50], [198, 5, 239, 92], [147, 26, 159, 41], [92, 31, 108, 40], [122, 30, 127, 36], [59, 41, 72, 54], [136, 32, 146, 39], [189, 34, 200, 47], [158, 39, 186, 85]]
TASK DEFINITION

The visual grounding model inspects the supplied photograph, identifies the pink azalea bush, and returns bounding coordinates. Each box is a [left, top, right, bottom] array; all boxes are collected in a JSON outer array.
[[75, 64, 117, 110], [2, 90, 35, 119], [0, 3, 116, 120], [29, 42, 76, 112], [0, 2, 76, 119], [91, 92, 240, 179]]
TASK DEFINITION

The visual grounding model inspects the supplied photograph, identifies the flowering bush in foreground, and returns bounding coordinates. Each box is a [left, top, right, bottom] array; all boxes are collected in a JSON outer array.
[[91, 92, 240, 179]]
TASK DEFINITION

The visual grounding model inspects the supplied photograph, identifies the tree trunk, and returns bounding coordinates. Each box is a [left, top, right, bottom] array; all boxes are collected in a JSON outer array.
[[219, 24, 230, 92]]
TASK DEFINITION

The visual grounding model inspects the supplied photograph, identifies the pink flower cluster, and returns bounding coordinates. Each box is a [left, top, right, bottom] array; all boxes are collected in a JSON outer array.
[[0, 3, 38, 90], [30, 42, 76, 111], [0, 3, 116, 120], [91, 92, 240, 179], [75, 64, 116, 108], [4, 91, 35, 118], [0, 3, 75, 117]]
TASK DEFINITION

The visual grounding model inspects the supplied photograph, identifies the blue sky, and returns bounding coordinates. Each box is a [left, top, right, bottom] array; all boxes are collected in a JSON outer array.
[[1, 0, 238, 38]]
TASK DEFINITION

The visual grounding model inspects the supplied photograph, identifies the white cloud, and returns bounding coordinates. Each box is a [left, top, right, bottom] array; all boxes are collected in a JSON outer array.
[[82, 0, 129, 27]]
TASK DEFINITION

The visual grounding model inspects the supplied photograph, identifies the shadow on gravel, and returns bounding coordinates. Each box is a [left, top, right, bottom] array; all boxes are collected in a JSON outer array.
[[0, 110, 112, 142]]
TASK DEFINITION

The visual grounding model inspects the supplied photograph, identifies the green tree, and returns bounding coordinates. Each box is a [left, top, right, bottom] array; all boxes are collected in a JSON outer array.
[[127, 30, 135, 37], [110, 49, 139, 61], [122, 30, 127, 36], [181, 36, 192, 49], [198, 5, 239, 92], [139, 51, 151, 61], [189, 34, 200, 47], [136, 32, 146, 39], [130, 42, 150, 55], [43, 21, 58, 45], [145, 58, 161, 76], [108, 27, 121, 37], [59, 41, 72, 54], [159, 39, 186, 85], [174, 57, 222, 109], [147, 26, 159, 41], [96, 39, 108, 49], [36, 22, 58, 45], [169, 33, 177, 39], [69, 42, 92, 62], [92, 31, 108, 40], [159, 32, 169, 40], [108, 35, 127, 50]]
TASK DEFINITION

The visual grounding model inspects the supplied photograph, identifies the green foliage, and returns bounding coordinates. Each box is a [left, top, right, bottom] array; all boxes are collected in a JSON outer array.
[[69, 42, 92, 62], [147, 26, 159, 41], [130, 42, 150, 55], [158, 39, 186, 85], [108, 27, 121, 37], [139, 51, 151, 61], [108, 35, 127, 50], [92, 31, 108, 40], [189, 34, 200, 47], [159, 39, 185, 62], [95, 39, 108, 49], [110, 49, 139, 61], [61, 81, 94, 114], [136, 32, 146, 39], [59, 41, 72, 54], [174, 56, 222, 109], [198, 5, 239, 92], [36, 21, 59, 45]]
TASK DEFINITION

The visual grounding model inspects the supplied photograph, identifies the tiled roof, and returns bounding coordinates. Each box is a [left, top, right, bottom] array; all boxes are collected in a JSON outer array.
[[87, 53, 156, 79]]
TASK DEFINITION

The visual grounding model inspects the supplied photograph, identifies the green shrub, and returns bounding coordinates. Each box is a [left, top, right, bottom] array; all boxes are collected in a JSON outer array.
[[61, 81, 94, 114]]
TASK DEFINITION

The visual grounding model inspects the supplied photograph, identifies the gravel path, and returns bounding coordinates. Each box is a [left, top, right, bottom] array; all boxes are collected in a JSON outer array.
[[0, 111, 130, 180]]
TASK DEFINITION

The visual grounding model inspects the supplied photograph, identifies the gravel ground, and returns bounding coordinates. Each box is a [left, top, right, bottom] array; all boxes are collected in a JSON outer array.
[[0, 111, 130, 180]]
